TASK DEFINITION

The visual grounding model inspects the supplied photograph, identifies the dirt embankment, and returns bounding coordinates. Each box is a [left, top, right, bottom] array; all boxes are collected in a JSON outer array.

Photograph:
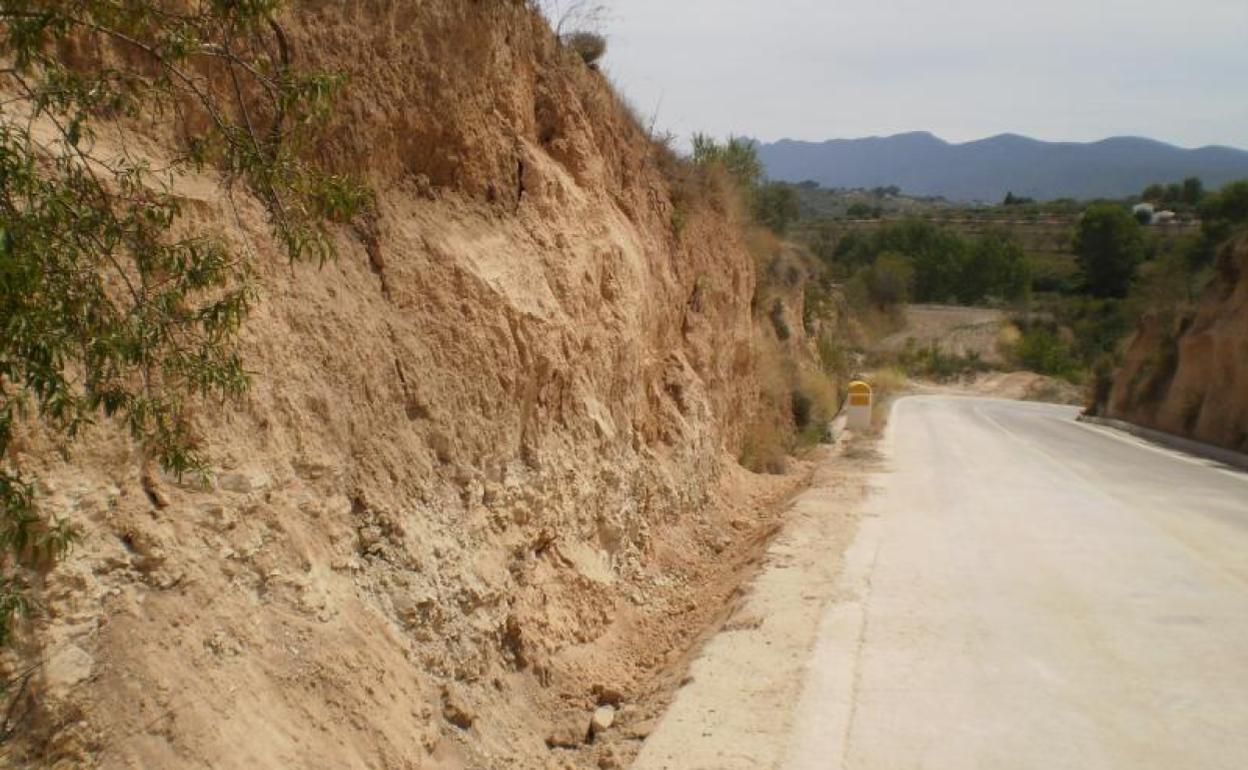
[[1100, 237, 1248, 453], [4, 4, 824, 768]]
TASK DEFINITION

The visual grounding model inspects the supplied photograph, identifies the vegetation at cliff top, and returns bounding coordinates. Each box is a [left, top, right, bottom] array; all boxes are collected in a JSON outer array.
[[689, 136, 841, 471]]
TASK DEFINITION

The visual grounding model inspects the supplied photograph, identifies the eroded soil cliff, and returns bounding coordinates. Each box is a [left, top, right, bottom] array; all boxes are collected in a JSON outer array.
[[1102, 237, 1248, 453], [3, 3, 816, 768]]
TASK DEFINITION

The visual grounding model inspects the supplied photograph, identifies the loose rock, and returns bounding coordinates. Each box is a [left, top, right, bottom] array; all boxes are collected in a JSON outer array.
[[441, 687, 475, 730], [546, 712, 589, 748], [590, 705, 615, 734]]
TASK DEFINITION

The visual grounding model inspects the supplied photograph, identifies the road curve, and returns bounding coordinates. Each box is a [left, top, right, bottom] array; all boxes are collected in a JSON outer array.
[[786, 396, 1248, 770]]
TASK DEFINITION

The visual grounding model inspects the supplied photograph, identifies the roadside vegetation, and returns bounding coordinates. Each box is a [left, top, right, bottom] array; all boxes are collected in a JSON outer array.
[[684, 137, 844, 473], [0, 2, 365, 650], [780, 177, 1248, 394]]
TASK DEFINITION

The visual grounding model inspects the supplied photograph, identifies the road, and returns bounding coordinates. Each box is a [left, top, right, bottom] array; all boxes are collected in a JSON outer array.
[[786, 396, 1248, 770]]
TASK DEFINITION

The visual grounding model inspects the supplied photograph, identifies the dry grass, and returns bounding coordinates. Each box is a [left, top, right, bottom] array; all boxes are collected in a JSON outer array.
[[867, 366, 909, 399], [739, 331, 794, 473], [794, 366, 840, 445], [739, 417, 790, 475], [861, 366, 908, 433], [847, 304, 906, 347], [740, 326, 846, 472], [995, 322, 1023, 361]]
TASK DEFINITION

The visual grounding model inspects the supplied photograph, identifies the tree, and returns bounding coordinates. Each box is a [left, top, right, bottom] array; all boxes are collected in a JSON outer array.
[[1198, 180, 1248, 226], [0, 1, 366, 647], [690, 135, 802, 234], [872, 220, 966, 303], [1141, 183, 1166, 203], [856, 252, 914, 308], [957, 233, 1030, 303], [845, 202, 878, 219], [1013, 328, 1080, 381], [1189, 179, 1248, 270], [753, 183, 800, 235], [691, 134, 762, 190], [1181, 177, 1205, 206], [1073, 205, 1146, 298]]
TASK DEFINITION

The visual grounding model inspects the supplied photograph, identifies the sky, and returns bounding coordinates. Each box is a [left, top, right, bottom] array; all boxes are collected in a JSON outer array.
[[585, 0, 1248, 149]]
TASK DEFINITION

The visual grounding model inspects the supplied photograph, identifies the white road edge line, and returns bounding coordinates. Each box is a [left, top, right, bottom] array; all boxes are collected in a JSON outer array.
[[1068, 418, 1248, 487]]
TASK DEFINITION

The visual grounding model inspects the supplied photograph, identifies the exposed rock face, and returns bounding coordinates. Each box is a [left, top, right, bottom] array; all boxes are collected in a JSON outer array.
[[1104, 237, 1248, 452], [6, 3, 800, 769]]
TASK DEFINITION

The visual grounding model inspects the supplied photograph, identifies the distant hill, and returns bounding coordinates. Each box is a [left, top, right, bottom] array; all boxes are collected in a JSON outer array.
[[755, 132, 1248, 202]]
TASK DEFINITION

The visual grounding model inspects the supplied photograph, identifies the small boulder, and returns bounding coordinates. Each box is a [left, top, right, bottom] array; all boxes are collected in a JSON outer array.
[[45, 644, 94, 699], [590, 705, 615, 735], [546, 712, 589, 748]]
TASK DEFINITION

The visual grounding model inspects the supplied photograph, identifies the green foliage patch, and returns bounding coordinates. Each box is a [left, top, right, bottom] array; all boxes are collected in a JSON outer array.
[[1073, 205, 1146, 298], [826, 220, 1030, 305], [0, 0, 366, 647]]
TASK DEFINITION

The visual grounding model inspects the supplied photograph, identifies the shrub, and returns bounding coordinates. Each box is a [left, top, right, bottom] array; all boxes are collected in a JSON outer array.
[[869, 367, 910, 400], [803, 281, 838, 334], [0, 0, 364, 648], [898, 341, 990, 382], [1199, 180, 1248, 225], [793, 368, 840, 445], [852, 252, 914, 310], [958, 232, 1030, 303], [1086, 355, 1117, 414], [754, 183, 801, 235], [817, 332, 848, 378], [563, 31, 607, 67], [1031, 295, 1132, 367], [823, 220, 1028, 304], [1073, 205, 1146, 298], [1027, 253, 1080, 294], [1013, 329, 1082, 381], [1190, 180, 1248, 269], [791, 391, 814, 429], [691, 134, 762, 191], [739, 419, 788, 474]]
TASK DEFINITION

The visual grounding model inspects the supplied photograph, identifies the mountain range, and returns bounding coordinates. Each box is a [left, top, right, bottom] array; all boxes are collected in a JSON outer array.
[[754, 132, 1248, 202]]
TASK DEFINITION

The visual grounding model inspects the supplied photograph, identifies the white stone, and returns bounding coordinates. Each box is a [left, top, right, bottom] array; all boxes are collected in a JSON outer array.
[[591, 705, 616, 734], [46, 644, 94, 698]]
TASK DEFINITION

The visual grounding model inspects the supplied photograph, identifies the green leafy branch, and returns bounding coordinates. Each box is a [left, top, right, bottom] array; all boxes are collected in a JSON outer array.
[[0, 0, 368, 649]]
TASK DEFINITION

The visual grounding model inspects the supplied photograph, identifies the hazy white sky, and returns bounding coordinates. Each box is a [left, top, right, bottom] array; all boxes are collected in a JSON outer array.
[[591, 0, 1248, 148]]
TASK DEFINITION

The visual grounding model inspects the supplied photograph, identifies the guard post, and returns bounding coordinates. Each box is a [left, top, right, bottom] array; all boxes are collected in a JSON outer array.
[[846, 380, 873, 431]]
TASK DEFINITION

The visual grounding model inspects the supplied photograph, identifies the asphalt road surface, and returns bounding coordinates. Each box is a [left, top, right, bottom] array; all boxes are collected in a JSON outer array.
[[787, 396, 1248, 770]]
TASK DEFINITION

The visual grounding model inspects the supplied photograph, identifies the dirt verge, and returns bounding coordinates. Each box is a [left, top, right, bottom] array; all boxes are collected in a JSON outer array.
[[630, 437, 882, 769]]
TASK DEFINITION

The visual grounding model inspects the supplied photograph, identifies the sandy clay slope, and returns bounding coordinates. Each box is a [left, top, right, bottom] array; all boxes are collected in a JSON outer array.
[[1103, 236, 1248, 453], [0, 4, 833, 769]]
